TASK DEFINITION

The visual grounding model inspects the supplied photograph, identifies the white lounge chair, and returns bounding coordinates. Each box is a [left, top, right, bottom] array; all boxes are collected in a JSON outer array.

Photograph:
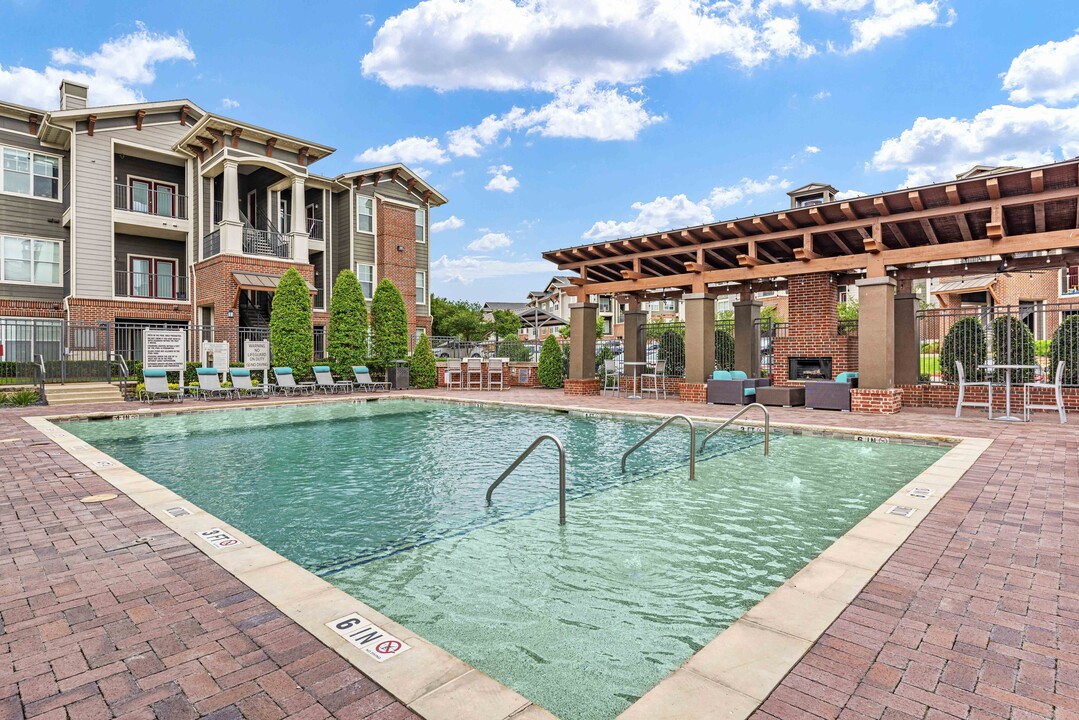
[[271, 367, 315, 396], [352, 366, 391, 392], [1024, 361, 1066, 423], [955, 360, 993, 418], [229, 368, 266, 397], [313, 365, 353, 394], [188, 367, 233, 400], [141, 369, 183, 404]]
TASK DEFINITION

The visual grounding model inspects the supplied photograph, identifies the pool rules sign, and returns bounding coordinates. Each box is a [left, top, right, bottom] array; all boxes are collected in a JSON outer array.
[[328, 613, 410, 662], [143, 330, 186, 371]]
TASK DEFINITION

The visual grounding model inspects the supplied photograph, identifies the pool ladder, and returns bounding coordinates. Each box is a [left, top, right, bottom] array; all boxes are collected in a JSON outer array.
[[621, 415, 698, 481], [486, 434, 567, 525], [698, 403, 771, 455]]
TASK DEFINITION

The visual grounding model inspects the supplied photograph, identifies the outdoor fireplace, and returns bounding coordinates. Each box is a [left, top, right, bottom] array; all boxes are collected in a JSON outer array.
[[789, 356, 832, 381]]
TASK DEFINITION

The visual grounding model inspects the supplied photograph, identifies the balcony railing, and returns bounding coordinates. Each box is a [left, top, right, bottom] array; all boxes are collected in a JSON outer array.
[[114, 183, 187, 220], [115, 271, 188, 301], [203, 229, 221, 259], [243, 227, 291, 259], [308, 218, 324, 240]]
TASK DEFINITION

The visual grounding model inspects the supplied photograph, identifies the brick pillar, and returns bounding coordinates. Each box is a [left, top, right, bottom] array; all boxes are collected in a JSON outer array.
[[733, 299, 761, 378], [894, 292, 920, 386], [684, 293, 715, 384]]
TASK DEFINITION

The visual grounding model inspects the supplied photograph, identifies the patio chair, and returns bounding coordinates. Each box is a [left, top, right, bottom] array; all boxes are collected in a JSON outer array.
[[955, 360, 993, 418], [601, 359, 620, 396], [229, 368, 266, 398], [805, 372, 858, 411], [188, 367, 233, 400], [639, 359, 667, 400], [352, 366, 391, 393], [141, 369, 183, 404], [707, 370, 769, 405], [486, 358, 505, 391], [313, 365, 353, 394], [445, 360, 464, 389], [465, 358, 484, 390], [271, 367, 315, 396], [1023, 360, 1066, 423]]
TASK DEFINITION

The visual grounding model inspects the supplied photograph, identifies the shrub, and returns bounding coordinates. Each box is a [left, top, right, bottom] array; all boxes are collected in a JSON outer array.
[[327, 269, 368, 377], [0, 391, 9, 404], [991, 316, 1037, 383], [1049, 315, 1079, 385], [270, 267, 313, 379], [499, 334, 532, 362], [595, 345, 615, 376], [657, 329, 685, 377], [715, 328, 735, 371], [8, 389, 40, 406], [940, 317, 986, 382], [370, 279, 409, 373], [538, 335, 563, 388], [920, 341, 940, 354], [409, 332, 437, 389], [1034, 339, 1052, 357]]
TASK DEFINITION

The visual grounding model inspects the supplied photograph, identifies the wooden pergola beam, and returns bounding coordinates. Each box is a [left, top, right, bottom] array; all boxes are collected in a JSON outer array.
[[841, 202, 858, 221], [777, 213, 797, 230], [1031, 170, 1044, 194], [988, 204, 1005, 240], [863, 222, 885, 253], [793, 232, 818, 262], [908, 190, 925, 212], [987, 177, 1001, 200], [920, 218, 939, 244], [808, 207, 827, 226], [945, 185, 961, 206], [726, 222, 746, 238], [737, 242, 762, 267], [873, 197, 891, 216]]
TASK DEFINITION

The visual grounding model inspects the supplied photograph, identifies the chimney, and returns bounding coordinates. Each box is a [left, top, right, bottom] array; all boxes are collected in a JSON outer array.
[[58, 80, 89, 110]]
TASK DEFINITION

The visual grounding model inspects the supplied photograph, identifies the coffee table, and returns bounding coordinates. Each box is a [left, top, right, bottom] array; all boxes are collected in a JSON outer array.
[[757, 386, 805, 407]]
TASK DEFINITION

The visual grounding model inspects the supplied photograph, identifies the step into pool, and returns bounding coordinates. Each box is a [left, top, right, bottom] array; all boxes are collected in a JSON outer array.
[[64, 400, 947, 720]]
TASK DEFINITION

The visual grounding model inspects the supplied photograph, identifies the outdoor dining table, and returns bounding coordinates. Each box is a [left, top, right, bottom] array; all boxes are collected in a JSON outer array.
[[623, 361, 647, 399], [979, 363, 1039, 422]]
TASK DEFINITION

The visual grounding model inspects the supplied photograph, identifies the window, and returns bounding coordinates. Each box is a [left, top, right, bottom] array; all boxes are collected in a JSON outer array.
[[128, 178, 177, 217], [1064, 266, 1079, 295], [357, 196, 374, 233], [1, 236, 61, 285], [2, 147, 59, 200], [416, 270, 427, 305], [356, 263, 374, 300], [0, 318, 62, 361], [128, 256, 177, 299], [415, 208, 425, 243]]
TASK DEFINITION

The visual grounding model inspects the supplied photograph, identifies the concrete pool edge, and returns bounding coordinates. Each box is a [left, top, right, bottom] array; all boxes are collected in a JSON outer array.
[[27, 397, 992, 720]]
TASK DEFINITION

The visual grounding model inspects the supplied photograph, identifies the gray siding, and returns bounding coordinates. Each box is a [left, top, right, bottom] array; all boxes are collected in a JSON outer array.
[[114, 155, 184, 187], [72, 121, 191, 298], [331, 190, 350, 281], [114, 234, 186, 271]]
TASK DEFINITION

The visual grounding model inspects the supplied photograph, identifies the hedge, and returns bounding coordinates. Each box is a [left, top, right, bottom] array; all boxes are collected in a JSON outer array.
[[499, 335, 532, 362], [538, 335, 563, 388], [409, 332, 437, 388], [270, 267, 313, 378], [327, 269, 368, 377], [1049, 314, 1079, 385], [715, 328, 735, 371], [990, 316, 1037, 383], [940, 317, 986, 382], [657, 329, 685, 377], [370, 279, 409, 373]]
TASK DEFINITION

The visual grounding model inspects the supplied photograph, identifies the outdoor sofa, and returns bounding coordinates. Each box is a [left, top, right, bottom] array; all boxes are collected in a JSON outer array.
[[804, 372, 859, 411], [707, 370, 771, 405]]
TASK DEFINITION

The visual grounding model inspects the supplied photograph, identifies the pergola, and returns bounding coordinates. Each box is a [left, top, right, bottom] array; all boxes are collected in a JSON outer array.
[[542, 159, 1079, 409]]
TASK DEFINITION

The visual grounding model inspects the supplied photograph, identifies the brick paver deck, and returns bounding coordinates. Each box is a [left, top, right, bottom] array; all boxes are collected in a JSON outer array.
[[1, 389, 1076, 719]]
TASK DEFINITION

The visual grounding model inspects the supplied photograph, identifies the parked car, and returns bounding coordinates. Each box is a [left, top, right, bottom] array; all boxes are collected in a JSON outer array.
[[596, 339, 624, 356], [432, 341, 483, 359]]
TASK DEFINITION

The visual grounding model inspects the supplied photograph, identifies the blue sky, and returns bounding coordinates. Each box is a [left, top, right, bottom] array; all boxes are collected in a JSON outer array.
[[3, 1, 1079, 302]]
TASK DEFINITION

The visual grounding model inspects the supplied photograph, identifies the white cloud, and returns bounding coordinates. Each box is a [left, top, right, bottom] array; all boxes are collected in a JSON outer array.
[[835, 189, 867, 200], [466, 232, 513, 251], [804, 145, 821, 154], [848, 0, 952, 53], [485, 165, 520, 193], [431, 215, 465, 233], [707, 175, 792, 209], [221, 97, 239, 109], [583, 194, 714, 241], [432, 254, 553, 284], [354, 136, 448, 165], [812, 90, 831, 100], [1002, 33, 1079, 105], [0, 23, 194, 108], [361, 13, 376, 27]]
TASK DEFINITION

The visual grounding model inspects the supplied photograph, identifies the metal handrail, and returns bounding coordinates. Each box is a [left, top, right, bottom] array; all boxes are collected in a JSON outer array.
[[109, 352, 129, 379], [621, 414, 696, 481], [485, 434, 567, 525], [699, 403, 770, 455]]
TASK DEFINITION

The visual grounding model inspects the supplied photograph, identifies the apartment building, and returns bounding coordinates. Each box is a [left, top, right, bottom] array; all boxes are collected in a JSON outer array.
[[0, 80, 446, 364]]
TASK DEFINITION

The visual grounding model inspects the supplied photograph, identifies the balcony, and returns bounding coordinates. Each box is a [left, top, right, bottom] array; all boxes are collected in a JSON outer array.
[[308, 218, 323, 240], [115, 271, 188, 301], [115, 183, 187, 219], [243, 227, 291, 259], [203, 229, 221, 259]]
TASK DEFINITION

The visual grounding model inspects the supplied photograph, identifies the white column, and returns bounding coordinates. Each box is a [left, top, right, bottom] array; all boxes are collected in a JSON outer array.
[[219, 160, 243, 255], [289, 175, 309, 263]]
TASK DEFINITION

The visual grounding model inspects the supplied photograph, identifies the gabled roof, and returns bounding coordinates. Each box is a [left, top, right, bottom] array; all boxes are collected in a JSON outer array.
[[787, 182, 837, 197], [337, 163, 448, 207], [177, 112, 334, 161], [955, 165, 1021, 180]]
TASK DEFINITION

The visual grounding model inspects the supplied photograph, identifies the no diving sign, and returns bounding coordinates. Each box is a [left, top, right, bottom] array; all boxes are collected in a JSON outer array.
[[328, 613, 411, 662]]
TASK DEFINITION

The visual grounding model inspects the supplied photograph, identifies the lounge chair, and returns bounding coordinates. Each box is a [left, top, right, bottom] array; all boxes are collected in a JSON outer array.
[[805, 372, 858, 411], [141, 368, 183, 404], [270, 367, 314, 396], [229, 368, 266, 397], [313, 365, 353, 394], [352, 366, 391, 392], [188, 367, 233, 400], [1023, 360, 1066, 423], [707, 370, 769, 405]]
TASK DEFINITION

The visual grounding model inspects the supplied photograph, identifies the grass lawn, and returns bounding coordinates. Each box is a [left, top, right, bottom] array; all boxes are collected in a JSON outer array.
[[921, 354, 941, 378]]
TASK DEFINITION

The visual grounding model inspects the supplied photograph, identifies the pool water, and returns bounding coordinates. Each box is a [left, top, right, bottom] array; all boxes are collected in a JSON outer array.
[[65, 400, 947, 720]]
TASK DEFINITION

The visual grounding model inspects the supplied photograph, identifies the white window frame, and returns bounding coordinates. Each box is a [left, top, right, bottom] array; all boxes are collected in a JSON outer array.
[[1, 146, 61, 202], [416, 270, 427, 306], [355, 262, 375, 300], [356, 196, 375, 234], [0, 235, 63, 287], [415, 208, 426, 244]]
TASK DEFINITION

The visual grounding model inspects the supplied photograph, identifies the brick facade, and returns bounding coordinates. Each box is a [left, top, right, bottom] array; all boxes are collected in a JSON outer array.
[[436, 362, 540, 388], [851, 387, 904, 414], [192, 254, 317, 328], [772, 273, 857, 385], [899, 383, 1079, 412], [678, 382, 708, 403], [0, 299, 65, 320], [376, 200, 430, 339], [564, 378, 601, 396]]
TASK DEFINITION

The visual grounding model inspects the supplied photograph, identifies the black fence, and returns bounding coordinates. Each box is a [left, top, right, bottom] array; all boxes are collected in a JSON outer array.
[[917, 301, 1079, 386], [424, 335, 543, 362]]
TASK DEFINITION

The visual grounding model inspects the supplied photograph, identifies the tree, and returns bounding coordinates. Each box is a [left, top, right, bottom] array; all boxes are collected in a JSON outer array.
[[492, 309, 522, 339], [430, 295, 458, 337], [269, 267, 313, 378], [940, 317, 986, 383], [326, 269, 367, 376], [538, 334, 563, 388], [409, 332, 437, 388], [837, 299, 859, 323], [557, 317, 604, 339], [991, 315, 1037, 383], [370, 279, 409, 373], [715, 328, 735, 371], [431, 296, 493, 340], [498, 334, 532, 361], [1049, 315, 1079, 385]]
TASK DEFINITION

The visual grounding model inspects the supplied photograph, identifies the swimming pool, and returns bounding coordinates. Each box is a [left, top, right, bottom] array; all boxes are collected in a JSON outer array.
[[64, 400, 948, 720]]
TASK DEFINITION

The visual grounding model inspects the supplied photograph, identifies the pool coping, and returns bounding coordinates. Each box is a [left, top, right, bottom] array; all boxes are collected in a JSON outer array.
[[25, 394, 991, 720]]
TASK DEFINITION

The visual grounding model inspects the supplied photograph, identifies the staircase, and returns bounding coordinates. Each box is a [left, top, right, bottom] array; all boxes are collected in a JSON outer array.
[[239, 291, 271, 331], [45, 382, 125, 406]]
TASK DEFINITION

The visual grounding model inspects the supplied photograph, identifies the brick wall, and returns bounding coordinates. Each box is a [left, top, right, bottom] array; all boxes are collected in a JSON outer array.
[[67, 298, 191, 324], [772, 273, 857, 385], [192, 254, 315, 328], [851, 388, 903, 414], [900, 383, 1079, 412], [678, 382, 707, 403], [0, 300, 65, 320], [564, 378, 600, 396], [436, 362, 540, 388], [376, 201, 425, 339]]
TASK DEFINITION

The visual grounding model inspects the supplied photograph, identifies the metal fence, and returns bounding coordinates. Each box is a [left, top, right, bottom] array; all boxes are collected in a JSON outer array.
[[423, 335, 543, 362], [917, 301, 1079, 386]]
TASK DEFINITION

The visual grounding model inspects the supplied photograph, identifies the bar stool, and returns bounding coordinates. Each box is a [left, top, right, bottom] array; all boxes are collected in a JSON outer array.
[[445, 360, 463, 389], [466, 357, 484, 390]]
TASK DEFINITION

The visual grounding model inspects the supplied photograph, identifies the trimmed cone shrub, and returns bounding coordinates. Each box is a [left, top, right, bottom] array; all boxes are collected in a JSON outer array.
[[270, 267, 313, 378], [410, 332, 437, 388], [499, 334, 532, 362], [538, 334, 563, 388], [1049, 314, 1079, 385], [370, 279, 409, 373], [990, 315, 1037, 383], [658, 329, 685, 377], [327, 269, 368, 377], [940, 316, 986, 383], [715, 328, 736, 371]]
